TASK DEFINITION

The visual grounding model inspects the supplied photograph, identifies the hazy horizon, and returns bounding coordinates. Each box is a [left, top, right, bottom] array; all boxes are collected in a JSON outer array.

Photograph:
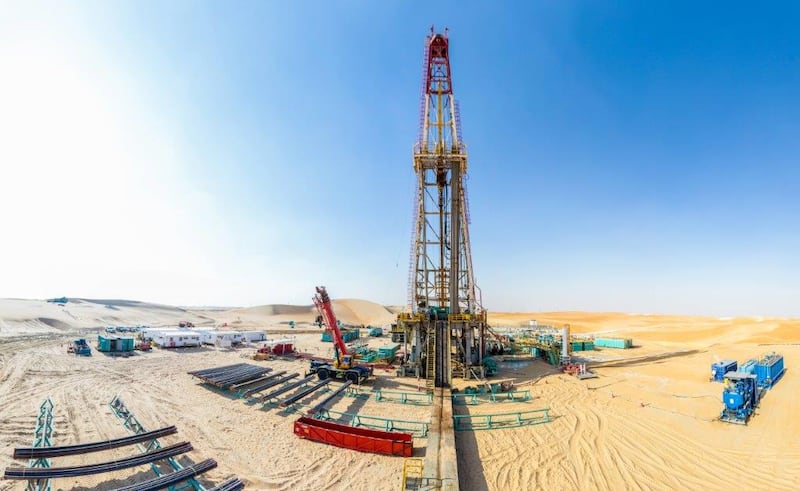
[[2, 2, 799, 317]]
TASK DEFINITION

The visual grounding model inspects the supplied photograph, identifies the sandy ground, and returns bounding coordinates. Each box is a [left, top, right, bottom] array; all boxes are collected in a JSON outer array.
[[1, 299, 799, 490]]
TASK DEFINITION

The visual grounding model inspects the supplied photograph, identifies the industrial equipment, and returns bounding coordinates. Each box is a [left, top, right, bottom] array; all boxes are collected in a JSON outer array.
[[720, 372, 759, 424], [395, 28, 489, 388], [68, 339, 92, 356], [257, 339, 294, 356], [135, 340, 152, 351], [754, 352, 785, 389], [308, 286, 373, 384], [710, 360, 737, 382]]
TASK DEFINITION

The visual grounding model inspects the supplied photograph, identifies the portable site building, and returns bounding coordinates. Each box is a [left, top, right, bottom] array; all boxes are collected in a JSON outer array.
[[594, 338, 633, 349], [139, 327, 175, 341], [240, 331, 267, 343], [152, 330, 201, 348], [193, 329, 244, 347], [97, 335, 134, 353]]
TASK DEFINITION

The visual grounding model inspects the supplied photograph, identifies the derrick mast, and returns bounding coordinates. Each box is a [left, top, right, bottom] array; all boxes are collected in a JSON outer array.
[[397, 28, 487, 388]]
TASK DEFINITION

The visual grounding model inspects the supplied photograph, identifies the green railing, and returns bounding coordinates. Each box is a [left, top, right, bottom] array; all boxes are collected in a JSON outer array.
[[314, 409, 429, 437], [373, 389, 433, 405], [453, 408, 551, 431], [452, 390, 532, 405]]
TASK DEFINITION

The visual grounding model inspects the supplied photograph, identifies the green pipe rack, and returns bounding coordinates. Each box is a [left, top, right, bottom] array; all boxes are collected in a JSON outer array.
[[453, 408, 551, 431], [26, 398, 55, 491], [313, 409, 429, 437], [109, 395, 202, 491], [373, 389, 433, 405], [452, 390, 532, 405]]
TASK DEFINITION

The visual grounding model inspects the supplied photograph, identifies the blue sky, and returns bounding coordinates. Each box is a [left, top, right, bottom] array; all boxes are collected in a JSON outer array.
[[1, 2, 799, 315]]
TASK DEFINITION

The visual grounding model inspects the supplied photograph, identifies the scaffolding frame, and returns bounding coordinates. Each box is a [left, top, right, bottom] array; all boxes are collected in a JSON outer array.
[[26, 398, 55, 491]]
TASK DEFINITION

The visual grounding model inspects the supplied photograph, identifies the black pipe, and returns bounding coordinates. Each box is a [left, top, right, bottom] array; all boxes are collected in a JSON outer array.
[[307, 381, 353, 415], [207, 477, 246, 491], [3, 442, 193, 480], [13, 426, 178, 459], [246, 373, 299, 398], [239, 371, 288, 396], [279, 379, 332, 407], [259, 375, 315, 402], [110, 458, 217, 491]]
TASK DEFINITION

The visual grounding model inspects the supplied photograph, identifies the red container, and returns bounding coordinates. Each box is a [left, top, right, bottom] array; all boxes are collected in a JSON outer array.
[[272, 343, 293, 355], [293, 417, 412, 457]]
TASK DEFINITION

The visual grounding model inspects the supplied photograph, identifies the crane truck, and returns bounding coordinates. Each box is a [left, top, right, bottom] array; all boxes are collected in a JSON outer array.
[[308, 286, 373, 384]]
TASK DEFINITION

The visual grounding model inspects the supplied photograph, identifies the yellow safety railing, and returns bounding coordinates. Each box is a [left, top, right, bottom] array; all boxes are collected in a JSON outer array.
[[401, 458, 424, 490]]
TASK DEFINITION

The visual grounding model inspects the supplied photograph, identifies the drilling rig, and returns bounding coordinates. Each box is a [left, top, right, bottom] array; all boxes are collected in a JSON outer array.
[[396, 27, 487, 389]]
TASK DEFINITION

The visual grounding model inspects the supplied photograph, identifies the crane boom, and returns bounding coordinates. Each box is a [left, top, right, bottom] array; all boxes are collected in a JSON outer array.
[[308, 286, 373, 384], [313, 286, 348, 364]]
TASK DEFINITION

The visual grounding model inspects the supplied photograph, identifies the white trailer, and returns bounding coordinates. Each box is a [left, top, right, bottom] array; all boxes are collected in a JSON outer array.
[[152, 330, 201, 348], [240, 331, 267, 343], [140, 327, 175, 342], [193, 330, 244, 347]]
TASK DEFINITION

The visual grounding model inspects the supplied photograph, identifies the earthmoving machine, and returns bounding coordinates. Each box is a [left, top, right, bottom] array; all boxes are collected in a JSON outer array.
[[308, 286, 373, 384], [720, 372, 760, 424]]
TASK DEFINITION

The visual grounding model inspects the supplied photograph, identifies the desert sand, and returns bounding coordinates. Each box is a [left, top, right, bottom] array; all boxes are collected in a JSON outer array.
[[1, 299, 799, 490]]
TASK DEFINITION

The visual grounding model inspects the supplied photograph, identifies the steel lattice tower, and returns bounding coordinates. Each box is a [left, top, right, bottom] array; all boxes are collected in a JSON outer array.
[[397, 28, 487, 388]]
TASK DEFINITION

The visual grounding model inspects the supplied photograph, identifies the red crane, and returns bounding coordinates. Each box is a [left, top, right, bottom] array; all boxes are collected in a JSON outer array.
[[309, 286, 372, 383]]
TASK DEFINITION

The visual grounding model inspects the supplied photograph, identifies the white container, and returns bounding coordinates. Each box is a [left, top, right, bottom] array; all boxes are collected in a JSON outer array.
[[241, 331, 267, 342], [152, 330, 201, 348]]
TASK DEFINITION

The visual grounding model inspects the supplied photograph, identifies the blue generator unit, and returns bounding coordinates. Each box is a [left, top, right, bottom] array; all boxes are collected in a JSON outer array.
[[710, 360, 737, 382], [720, 372, 759, 424], [737, 359, 757, 375], [754, 352, 785, 389]]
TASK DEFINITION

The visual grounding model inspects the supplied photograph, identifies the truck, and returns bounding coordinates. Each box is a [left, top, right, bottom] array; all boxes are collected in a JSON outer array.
[[308, 286, 373, 384]]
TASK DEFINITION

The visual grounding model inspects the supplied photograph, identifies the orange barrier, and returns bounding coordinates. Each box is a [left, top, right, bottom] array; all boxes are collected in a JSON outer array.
[[293, 417, 412, 457]]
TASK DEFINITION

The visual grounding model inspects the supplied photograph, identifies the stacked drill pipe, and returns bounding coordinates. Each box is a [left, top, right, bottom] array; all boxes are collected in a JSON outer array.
[[259, 375, 315, 403], [189, 364, 273, 389], [231, 370, 286, 392], [109, 458, 218, 491], [307, 380, 353, 415], [3, 442, 193, 480], [208, 476, 246, 491], [187, 363, 242, 377], [279, 379, 332, 407], [240, 371, 294, 398], [13, 426, 177, 459]]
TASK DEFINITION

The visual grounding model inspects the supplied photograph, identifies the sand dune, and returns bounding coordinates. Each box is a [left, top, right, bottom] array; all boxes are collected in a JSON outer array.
[[214, 299, 397, 329], [1, 299, 799, 490], [0, 299, 216, 338]]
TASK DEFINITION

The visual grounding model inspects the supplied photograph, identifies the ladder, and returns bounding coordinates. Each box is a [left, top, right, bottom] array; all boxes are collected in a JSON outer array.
[[401, 458, 424, 490], [425, 324, 436, 390]]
